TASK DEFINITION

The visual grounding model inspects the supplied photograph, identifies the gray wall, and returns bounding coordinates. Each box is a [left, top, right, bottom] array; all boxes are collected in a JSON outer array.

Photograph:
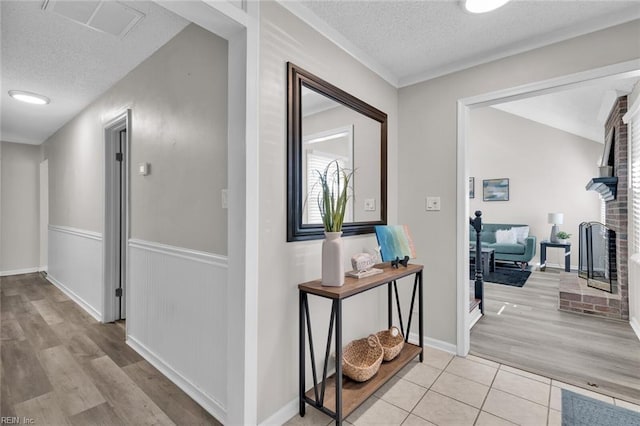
[[398, 20, 640, 345], [1, 141, 41, 272], [469, 107, 602, 268], [42, 23, 228, 254], [257, 1, 399, 421]]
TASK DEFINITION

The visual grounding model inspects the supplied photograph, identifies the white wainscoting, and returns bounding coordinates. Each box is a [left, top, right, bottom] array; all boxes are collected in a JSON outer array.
[[128, 239, 228, 422], [47, 225, 103, 321]]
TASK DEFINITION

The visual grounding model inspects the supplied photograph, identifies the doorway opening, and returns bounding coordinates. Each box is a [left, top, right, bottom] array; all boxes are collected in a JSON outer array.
[[457, 60, 640, 402], [104, 110, 130, 323]]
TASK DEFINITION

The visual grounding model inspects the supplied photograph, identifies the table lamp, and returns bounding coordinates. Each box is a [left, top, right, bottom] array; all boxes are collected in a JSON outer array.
[[548, 213, 563, 243]]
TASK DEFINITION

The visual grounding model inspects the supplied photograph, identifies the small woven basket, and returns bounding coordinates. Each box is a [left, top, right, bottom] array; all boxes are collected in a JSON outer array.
[[376, 326, 405, 361], [342, 334, 383, 382]]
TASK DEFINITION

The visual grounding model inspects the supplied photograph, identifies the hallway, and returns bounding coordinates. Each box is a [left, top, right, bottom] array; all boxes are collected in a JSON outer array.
[[0, 273, 220, 425]]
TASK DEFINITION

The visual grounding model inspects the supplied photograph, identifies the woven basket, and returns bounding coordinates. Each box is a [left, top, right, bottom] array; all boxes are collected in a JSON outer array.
[[376, 326, 405, 361], [342, 334, 383, 382]]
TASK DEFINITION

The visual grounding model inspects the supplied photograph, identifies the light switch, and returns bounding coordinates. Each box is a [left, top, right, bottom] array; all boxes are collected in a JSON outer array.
[[221, 189, 228, 209], [137, 162, 149, 176], [426, 196, 441, 211], [364, 198, 376, 211]]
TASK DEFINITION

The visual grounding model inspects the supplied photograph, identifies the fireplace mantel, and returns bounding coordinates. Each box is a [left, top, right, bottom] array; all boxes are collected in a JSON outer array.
[[586, 177, 618, 201]]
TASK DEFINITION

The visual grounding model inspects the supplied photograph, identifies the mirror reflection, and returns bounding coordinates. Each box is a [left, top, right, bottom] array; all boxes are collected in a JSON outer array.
[[301, 85, 382, 225], [287, 62, 387, 241]]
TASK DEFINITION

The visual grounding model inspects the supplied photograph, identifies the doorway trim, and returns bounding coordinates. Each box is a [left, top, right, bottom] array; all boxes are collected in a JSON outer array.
[[148, 2, 259, 424], [103, 109, 131, 324], [456, 59, 640, 356]]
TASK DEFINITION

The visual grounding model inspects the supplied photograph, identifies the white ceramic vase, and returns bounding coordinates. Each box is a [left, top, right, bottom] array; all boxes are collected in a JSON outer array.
[[322, 231, 344, 286]]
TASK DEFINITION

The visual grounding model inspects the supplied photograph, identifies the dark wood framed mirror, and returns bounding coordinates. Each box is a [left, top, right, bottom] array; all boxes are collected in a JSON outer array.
[[287, 62, 388, 241]]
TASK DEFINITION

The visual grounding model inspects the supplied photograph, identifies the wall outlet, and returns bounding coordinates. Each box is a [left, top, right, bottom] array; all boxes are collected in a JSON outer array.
[[221, 189, 228, 209], [426, 196, 441, 211], [364, 198, 376, 211]]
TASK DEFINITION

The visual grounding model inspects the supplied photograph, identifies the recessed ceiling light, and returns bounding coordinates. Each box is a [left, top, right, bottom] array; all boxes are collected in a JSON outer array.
[[464, 0, 511, 14], [8, 90, 50, 105]]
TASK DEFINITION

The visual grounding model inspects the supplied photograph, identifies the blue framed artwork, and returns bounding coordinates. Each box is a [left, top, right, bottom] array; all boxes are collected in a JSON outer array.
[[483, 178, 509, 201], [374, 225, 417, 262]]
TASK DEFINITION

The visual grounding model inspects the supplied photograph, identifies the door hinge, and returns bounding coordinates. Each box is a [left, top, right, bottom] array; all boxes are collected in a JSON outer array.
[[115, 153, 123, 162], [115, 288, 123, 297]]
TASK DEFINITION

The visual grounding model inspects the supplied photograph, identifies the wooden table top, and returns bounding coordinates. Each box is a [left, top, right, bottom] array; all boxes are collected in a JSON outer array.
[[299, 263, 423, 299]]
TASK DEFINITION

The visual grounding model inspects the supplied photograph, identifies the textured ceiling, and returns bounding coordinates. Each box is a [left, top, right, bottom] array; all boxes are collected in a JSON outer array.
[[3, 1, 640, 146], [1, 1, 189, 145], [300, 0, 640, 86]]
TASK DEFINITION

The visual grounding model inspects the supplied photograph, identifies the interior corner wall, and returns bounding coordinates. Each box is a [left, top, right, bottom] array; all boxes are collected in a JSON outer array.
[[469, 107, 602, 268], [398, 19, 640, 346], [0, 141, 41, 274], [40, 23, 230, 419], [257, 1, 399, 422]]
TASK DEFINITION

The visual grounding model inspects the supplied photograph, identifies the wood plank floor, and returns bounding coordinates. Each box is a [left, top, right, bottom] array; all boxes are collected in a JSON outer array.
[[1, 273, 221, 425], [471, 268, 640, 405]]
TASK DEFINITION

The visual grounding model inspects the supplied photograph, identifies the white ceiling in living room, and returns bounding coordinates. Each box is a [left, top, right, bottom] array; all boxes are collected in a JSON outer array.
[[493, 76, 640, 143]]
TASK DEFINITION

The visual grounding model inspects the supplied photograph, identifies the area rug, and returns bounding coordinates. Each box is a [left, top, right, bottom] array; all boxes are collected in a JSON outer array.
[[471, 267, 531, 287], [562, 389, 640, 426]]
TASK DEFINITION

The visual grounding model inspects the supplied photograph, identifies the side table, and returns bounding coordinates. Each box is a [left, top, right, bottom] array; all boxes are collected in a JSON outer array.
[[540, 240, 571, 272]]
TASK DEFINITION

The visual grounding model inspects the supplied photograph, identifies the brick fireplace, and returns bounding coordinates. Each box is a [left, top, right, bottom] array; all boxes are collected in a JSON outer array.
[[559, 96, 629, 320]]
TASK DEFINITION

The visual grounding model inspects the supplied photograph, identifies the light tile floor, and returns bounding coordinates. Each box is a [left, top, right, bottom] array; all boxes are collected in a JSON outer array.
[[286, 347, 640, 425]]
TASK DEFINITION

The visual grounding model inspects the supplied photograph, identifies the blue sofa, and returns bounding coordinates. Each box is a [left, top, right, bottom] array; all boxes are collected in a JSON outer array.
[[470, 223, 536, 268]]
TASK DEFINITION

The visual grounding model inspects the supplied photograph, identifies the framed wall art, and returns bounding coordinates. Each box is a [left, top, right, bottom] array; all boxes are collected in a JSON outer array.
[[469, 177, 475, 199], [483, 178, 509, 201]]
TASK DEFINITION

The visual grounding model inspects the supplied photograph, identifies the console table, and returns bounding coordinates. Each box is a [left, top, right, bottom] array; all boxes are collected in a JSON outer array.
[[298, 264, 424, 425], [540, 240, 571, 272]]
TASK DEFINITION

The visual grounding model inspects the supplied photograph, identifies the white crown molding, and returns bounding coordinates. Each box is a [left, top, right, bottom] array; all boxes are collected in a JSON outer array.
[[400, 11, 640, 88], [276, 0, 399, 88]]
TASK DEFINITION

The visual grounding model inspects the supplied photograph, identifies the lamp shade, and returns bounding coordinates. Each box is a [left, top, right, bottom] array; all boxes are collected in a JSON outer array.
[[548, 213, 564, 225]]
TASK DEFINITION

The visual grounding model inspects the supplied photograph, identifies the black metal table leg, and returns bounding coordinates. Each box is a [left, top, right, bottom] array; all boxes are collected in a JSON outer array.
[[418, 270, 424, 362], [299, 291, 306, 416], [335, 300, 342, 425], [387, 282, 392, 329]]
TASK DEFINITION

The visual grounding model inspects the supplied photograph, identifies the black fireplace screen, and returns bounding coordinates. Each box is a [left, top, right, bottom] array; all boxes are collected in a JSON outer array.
[[578, 222, 616, 293]]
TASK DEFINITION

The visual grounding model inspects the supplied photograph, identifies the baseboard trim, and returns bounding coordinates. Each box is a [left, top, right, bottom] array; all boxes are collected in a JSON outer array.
[[126, 335, 227, 424], [408, 332, 458, 354], [39, 265, 48, 273], [631, 317, 640, 341], [469, 307, 483, 329], [46, 274, 102, 322], [0, 267, 39, 277], [260, 398, 298, 426]]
